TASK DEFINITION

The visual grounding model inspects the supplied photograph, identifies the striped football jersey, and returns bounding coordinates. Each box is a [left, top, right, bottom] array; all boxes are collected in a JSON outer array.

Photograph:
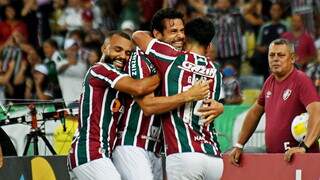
[[117, 47, 162, 153], [68, 62, 128, 169], [145, 39, 223, 157]]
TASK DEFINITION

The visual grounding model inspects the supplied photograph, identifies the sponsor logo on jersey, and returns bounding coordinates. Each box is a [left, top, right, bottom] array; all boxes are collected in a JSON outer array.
[[194, 135, 213, 145], [178, 61, 216, 78], [282, 89, 292, 101]]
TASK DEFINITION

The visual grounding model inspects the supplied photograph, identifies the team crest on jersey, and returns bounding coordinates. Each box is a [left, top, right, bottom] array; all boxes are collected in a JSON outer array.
[[178, 61, 216, 78], [282, 89, 292, 101], [266, 91, 272, 98]]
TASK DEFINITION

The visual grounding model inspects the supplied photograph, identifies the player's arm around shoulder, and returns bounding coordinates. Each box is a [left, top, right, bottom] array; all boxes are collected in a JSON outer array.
[[135, 80, 211, 116], [284, 101, 320, 162], [132, 31, 153, 53], [114, 74, 160, 97]]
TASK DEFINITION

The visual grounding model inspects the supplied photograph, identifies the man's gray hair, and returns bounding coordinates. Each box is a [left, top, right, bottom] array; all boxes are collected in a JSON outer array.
[[269, 38, 295, 54]]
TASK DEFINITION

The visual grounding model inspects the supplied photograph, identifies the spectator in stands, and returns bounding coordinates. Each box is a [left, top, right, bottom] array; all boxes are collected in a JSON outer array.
[[83, 29, 104, 46], [86, 44, 101, 67], [0, 4, 28, 51], [222, 63, 243, 104], [305, 49, 320, 95], [57, 0, 83, 33], [0, 54, 15, 104], [58, 37, 87, 102], [189, 0, 244, 72], [31, 64, 53, 100], [230, 39, 320, 166], [81, 0, 102, 29], [242, 0, 264, 36], [290, 0, 320, 37], [281, 14, 317, 71], [251, 2, 287, 80], [19, 43, 41, 99], [0, 30, 28, 103], [42, 39, 63, 99], [50, 0, 67, 38], [99, 0, 121, 33]]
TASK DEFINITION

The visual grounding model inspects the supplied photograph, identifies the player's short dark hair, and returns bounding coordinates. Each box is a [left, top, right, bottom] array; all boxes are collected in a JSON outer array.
[[107, 30, 131, 41], [150, 8, 184, 33], [185, 17, 215, 47]]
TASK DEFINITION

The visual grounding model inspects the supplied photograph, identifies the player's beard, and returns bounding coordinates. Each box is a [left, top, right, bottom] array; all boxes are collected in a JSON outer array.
[[101, 54, 126, 71]]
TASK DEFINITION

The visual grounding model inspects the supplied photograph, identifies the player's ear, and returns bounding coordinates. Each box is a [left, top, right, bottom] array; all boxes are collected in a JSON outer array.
[[153, 30, 162, 40]]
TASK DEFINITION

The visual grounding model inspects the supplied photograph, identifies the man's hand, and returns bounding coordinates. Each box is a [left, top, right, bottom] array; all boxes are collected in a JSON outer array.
[[198, 99, 223, 126], [185, 80, 211, 102], [284, 147, 306, 162], [229, 147, 243, 166]]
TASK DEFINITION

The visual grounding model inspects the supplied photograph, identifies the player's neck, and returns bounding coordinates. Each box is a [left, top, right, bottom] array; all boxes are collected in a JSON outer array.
[[185, 43, 206, 56]]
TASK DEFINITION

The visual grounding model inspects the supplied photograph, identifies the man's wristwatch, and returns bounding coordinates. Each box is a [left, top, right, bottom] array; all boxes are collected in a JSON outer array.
[[234, 143, 244, 149], [299, 141, 309, 152]]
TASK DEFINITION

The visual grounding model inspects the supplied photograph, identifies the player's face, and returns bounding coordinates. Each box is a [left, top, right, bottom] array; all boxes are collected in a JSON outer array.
[[102, 34, 133, 70], [158, 18, 185, 50], [268, 44, 294, 78]]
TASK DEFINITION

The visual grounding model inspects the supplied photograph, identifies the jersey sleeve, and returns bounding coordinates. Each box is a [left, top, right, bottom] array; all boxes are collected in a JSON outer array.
[[128, 48, 157, 79], [298, 73, 320, 107], [257, 82, 267, 107], [90, 63, 129, 88], [145, 39, 181, 62]]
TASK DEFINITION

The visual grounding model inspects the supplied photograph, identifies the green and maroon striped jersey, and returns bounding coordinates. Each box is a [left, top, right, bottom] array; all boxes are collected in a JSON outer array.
[[117, 48, 162, 153], [68, 62, 128, 169], [145, 39, 223, 157]]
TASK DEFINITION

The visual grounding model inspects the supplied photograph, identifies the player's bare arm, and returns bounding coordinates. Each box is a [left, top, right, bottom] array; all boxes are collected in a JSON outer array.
[[229, 102, 264, 166], [132, 31, 153, 53], [135, 80, 211, 116], [197, 99, 224, 126], [114, 74, 160, 97], [284, 101, 320, 162]]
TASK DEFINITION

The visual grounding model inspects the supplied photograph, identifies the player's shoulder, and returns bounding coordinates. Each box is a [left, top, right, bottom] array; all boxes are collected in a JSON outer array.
[[91, 62, 120, 74]]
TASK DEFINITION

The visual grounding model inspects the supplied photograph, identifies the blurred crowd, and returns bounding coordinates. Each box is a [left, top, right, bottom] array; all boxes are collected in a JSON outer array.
[[0, 0, 319, 106]]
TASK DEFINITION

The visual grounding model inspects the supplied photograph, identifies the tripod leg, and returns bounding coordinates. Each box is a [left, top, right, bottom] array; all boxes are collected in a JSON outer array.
[[33, 135, 39, 155], [39, 133, 57, 155], [23, 134, 32, 156]]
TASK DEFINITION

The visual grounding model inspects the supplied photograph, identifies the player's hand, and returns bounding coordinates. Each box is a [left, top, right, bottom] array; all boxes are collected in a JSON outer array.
[[198, 99, 223, 126], [284, 147, 306, 162], [229, 147, 242, 167], [186, 80, 212, 101]]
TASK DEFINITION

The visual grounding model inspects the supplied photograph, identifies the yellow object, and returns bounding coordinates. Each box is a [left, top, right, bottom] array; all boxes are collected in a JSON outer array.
[[242, 89, 261, 105], [31, 157, 56, 180], [293, 122, 307, 136], [245, 31, 256, 59], [53, 117, 78, 155]]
